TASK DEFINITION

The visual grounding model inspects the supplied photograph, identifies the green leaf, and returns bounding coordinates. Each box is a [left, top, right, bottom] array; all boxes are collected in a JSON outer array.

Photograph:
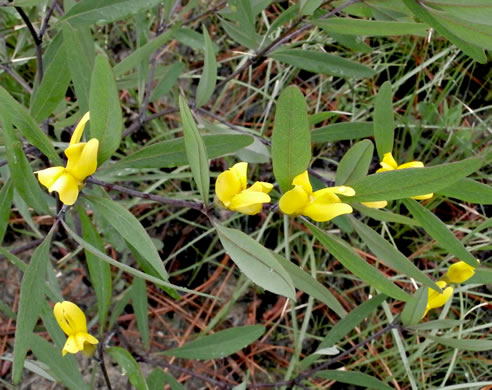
[[30, 39, 71, 122], [107, 347, 149, 390], [269, 48, 376, 78], [274, 253, 346, 317], [29, 334, 90, 390], [437, 178, 492, 204], [89, 55, 123, 164], [403, 199, 478, 267], [312, 122, 373, 143], [316, 370, 393, 390], [422, 335, 492, 352], [0, 179, 13, 244], [349, 157, 483, 202], [214, 223, 296, 299], [132, 277, 150, 349], [353, 203, 420, 226], [150, 62, 184, 102], [195, 27, 217, 107], [78, 207, 112, 329], [85, 196, 169, 280], [402, 0, 486, 63], [147, 369, 184, 390], [335, 140, 374, 185], [114, 27, 177, 76], [408, 319, 467, 331], [102, 134, 253, 172], [13, 232, 53, 384], [161, 325, 265, 360], [63, 23, 95, 112], [313, 18, 427, 36], [469, 268, 492, 284], [0, 86, 60, 164], [2, 119, 49, 214], [302, 294, 386, 368], [306, 222, 410, 301], [179, 95, 210, 204], [349, 216, 438, 290], [62, 221, 211, 297], [63, 0, 161, 26], [272, 85, 311, 193], [401, 286, 428, 326], [373, 81, 394, 159]]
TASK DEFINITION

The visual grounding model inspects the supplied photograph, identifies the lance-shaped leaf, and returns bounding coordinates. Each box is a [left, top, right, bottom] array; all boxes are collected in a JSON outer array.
[[107, 347, 149, 390], [0, 179, 13, 243], [374, 81, 394, 159], [13, 231, 53, 384], [316, 370, 392, 390], [85, 196, 169, 280], [2, 119, 49, 214], [161, 325, 265, 360], [179, 95, 210, 204], [335, 140, 373, 185], [305, 221, 410, 301], [272, 85, 311, 193], [0, 86, 60, 164], [195, 27, 217, 107], [215, 223, 296, 300], [349, 216, 438, 290], [89, 55, 123, 164], [102, 134, 253, 172], [421, 335, 492, 352], [404, 199, 478, 267], [312, 122, 373, 143], [313, 18, 427, 36], [269, 48, 376, 78], [401, 286, 428, 326], [63, 0, 162, 26], [349, 157, 482, 202], [438, 178, 492, 205]]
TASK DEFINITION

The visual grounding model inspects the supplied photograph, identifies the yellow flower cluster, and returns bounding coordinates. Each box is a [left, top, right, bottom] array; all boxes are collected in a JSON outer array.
[[423, 261, 477, 318], [215, 163, 355, 222], [37, 112, 98, 205], [362, 152, 433, 209]]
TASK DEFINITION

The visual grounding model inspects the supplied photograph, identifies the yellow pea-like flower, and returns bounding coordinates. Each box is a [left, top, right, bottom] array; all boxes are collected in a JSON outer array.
[[215, 162, 273, 215], [53, 301, 98, 356], [444, 261, 476, 284], [362, 152, 433, 209], [36, 112, 99, 205], [422, 280, 454, 318], [279, 171, 355, 222]]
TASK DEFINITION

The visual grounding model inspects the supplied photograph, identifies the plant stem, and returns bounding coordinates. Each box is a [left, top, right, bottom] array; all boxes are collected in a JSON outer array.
[[96, 344, 113, 390]]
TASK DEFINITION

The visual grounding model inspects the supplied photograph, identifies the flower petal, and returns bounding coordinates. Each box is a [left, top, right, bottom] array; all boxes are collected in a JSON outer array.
[[427, 280, 453, 309], [246, 181, 273, 194], [67, 138, 99, 181], [229, 191, 270, 212], [445, 261, 476, 284], [361, 200, 388, 209], [314, 186, 355, 201], [292, 171, 312, 195], [76, 332, 98, 353], [279, 185, 309, 215], [58, 301, 88, 334], [397, 161, 424, 170], [49, 173, 80, 206], [36, 166, 65, 189], [53, 302, 74, 336], [230, 162, 248, 190], [411, 193, 433, 200], [69, 112, 90, 146], [380, 153, 398, 170], [215, 170, 242, 206], [303, 202, 353, 222], [62, 335, 79, 356]]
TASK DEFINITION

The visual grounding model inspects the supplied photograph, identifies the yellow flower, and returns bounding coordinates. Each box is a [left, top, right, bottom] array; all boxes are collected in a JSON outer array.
[[215, 162, 273, 215], [361, 152, 433, 209], [422, 280, 453, 318], [444, 261, 476, 284], [36, 112, 99, 205], [53, 301, 98, 356], [279, 171, 355, 222]]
